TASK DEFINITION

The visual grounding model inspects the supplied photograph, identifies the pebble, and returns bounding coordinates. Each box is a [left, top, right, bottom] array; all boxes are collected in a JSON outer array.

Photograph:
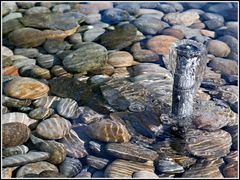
[[83, 28, 105, 42], [101, 8, 130, 24], [2, 2, 18, 16], [36, 54, 57, 69], [38, 170, 66, 178], [3, 122, 31, 148], [43, 39, 69, 54], [161, 28, 184, 39], [33, 96, 61, 109], [99, 23, 137, 50], [218, 35, 238, 60], [2, 167, 14, 178], [4, 77, 49, 100], [4, 19, 24, 35], [38, 141, 66, 164], [77, 106, 104, 124], [208, 57, 238, 76], [132, 171, 159, 178], [3, 145, 29, 157], [29, 107, 54, 121], [157, 4, 176, 13], [63, 42, 108, 73], [59, 129, 88, 158], [223, 161, 238, 178], [108, 51, 134, 68], [3, 12, 22, 23], [172, 25, 202, 39], [133, 16, 165, 35], [59, 157, 82, 177], [2, 112, 37, 126], [185, 129, 232, 158], [156, 159, 184, 173], [115, 2, 140, 15], [146, 35, 178, 56], [68, 33, 82, 44], [16, 2, 35, 8], [52, 4, 71, 13], [14, 48, 39, 58], [105, 142, 158, 162], [224, 125, 238, 150], [85, 14, 101, 24], [3, 66, 19, 76], [207, 40, 231, 58], [87, 118, 131, 143], [133, 49, 160, 63], [9, 28, 46, 48], [25, 6, 51, 15], [11, 56, 36, 69], [104, 159, 154, 178], [163, 11, 199, 26], [50, 65, 70, 77], [216, 26, 238, 39], [56, 98, 81, 119], [31, 66, 51, 79], [16, 161, 58, 177], [2, 151, 50, 167], [86, 155, 109, 170], [36, 117, 72, 139]]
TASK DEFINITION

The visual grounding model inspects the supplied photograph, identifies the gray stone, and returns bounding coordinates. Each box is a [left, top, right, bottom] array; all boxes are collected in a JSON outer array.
[[156, 160, 184, 173], [3, 13, 22, 23], [36, 54, 57, 69], [52, 4, 71, 13], [25, 6, 51, 15], [56, 98, 81, 119], [204, 20, 223, 30], [83, 28, 105, 42], [101, 8, 130, 25], [59, 157, 82, 177], [43, 40, 69, 54], [68, 33, 82, 44], [115, 2, 140, 15], [85, 14, 101, 24], [14, 48, 39, 58]]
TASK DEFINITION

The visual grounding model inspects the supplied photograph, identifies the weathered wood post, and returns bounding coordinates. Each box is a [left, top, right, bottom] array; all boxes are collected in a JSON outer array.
[[169, 40, 208, 120]]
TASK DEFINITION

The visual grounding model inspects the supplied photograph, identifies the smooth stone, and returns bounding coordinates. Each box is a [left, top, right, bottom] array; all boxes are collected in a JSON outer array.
[[56, 98, 81, 119], [87, 75, 111, 88], [11, 56, 36, 69], [50, 65, 71, 77], [59, 129, 88, 158], [204, 19, 224, 30], [224, 125, 238, 150], [207, 40, 230, 57], [9, 28, 46, 48], [25, 6, 51, 15], [133, 49, 160, 63], [16, 161, 58, 177], [83, 28, 105, 42], [172, 25, 201, 39], [139, 2, 159, 9], [138, 8, 164, 16], [216, 26, 238, 39], [31, 66, 51, 79], [36, 117, 72, 139], [52, 4, 71, 13], [59, 157, 82, 177], [156, 159, 184, 173], [101, 8, 130, 24], [33, 96, 61, 109], [224, 151, 238, 163], [2, 151, 50, 167], [2, 2, 18, 16], [182, 161, 224, 178], [2, 106, 9, 114], [189, 22, 206, 29], [36, 54, 56, 69], [85, 13, 101, 24], [163, 11, 199, 26], [99, 23, 137, 50], [92, 171, 104, 178], [156, 3, 176, 13], [185, 129, 232, 158], [161, 28, 184, 39], [19, 13, 80, 30], [3, 145, 29, 157], [201, 12, 224, 22], [86, 155, 109, 170], [108, 51, 134, 68], [133, 16, 165, 35], [223, 161, 238, 178], [192, 112, 229, 131], [68, 33, 82, 44], [63, 42, 108, 73], [3, 122, 31, 148], [3, 66, 19, 76], [104, 159, 154, 178], [29, 107, 54, 120], [132, 171, 159, 178], [89, 64, 114, 76], [146, 35, 178, 56], [16, 2, 35, 8], [43, 39, 69, 54], [106, 142, 158, 162], [14, 48, 39, 58], [208, 57, 238, 76], [38, 170, 66, 178], [2, 112, 37, 126], [87, 118, 131, 143], [218, 35, 238, 60], [38, 141, 66, 164], [75, 171, 92, 178], [77, 106, 104, 124], [200, 29, 215, 38], [115, 2, 140, 15], [3, 12, 22, 23], [3, 19, 24, 35], [4, 77, 49, 100]]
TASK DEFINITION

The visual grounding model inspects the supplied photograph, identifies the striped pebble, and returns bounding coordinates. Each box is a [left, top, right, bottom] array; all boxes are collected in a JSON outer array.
[[59, 157, 82, 177], [132, 171, 159, 178], [3, 145, 29, 157], [36, 117, 72, 139], [37, 54, 56, 68], [2, 151, 50, 167], [4, 77, 49, 100], [3, 122, 31, 148], [86, 155, 109, 170], [3, 95, 31, 108], [2, 112, 37, 126], [56, 98, 81, 119], [50, 65, 70, 77], [87, 119, 131, 143], [59, 129, 88, 158], [38, 141, 66, 164], [29, 107, 54, 120], [78, 106, 104, 124], [33, 95, 61, 109], [31, 66, 51, 79], [104, 159, 154, 178], [3, 66, 19, 76], [16, 161, 58, 177]]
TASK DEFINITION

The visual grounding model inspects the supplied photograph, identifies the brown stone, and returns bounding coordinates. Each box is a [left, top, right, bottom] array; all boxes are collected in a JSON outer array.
[[207, 40, 231, 57], [108, 51, 134, 67], [161, 28, 184, 39], [223, 161, 238, 178], [200, 29, 215, 38], [3, 66, 19, 76]]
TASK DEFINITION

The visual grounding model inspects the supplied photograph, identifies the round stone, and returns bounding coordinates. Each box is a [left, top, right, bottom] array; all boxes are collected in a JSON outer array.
[[4, 77, 49, 100], [56, 98, 81, 119], [101, 8, 130, 25], [2, 112, 37, 126], [59, 157, 82, 177], [132, 171, 159, 178], [36, 54, 57, 69], [36, 117, 72, 139], [161, 28, 184, 39], [207, 40, 231, 57], [108, 51, 134, 67], [29, 107, 54, 120], [3, 122, 31, 148], [3, 145, 29, 157]]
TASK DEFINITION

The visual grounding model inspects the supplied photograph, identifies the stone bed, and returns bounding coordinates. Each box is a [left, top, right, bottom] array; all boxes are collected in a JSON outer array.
[[2, 2, 238, 178]]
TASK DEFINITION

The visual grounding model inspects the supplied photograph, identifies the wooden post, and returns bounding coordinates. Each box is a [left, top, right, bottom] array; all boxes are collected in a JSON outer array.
[[169, 40, 208, 118]]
